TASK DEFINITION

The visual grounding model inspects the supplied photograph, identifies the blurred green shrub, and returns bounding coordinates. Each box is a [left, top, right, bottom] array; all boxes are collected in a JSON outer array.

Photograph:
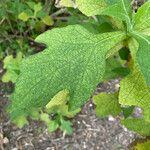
[[0, 0, 55, 58]]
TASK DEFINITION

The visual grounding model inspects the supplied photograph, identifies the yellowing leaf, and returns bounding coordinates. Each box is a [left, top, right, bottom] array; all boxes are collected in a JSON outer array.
[[59, 0, 75, 7], [93, 92, 121, 117], [119, 38, 150, 121], [42, 16, 54, 26], [18, 12, 30, 22], [46, 89, 69, 109]]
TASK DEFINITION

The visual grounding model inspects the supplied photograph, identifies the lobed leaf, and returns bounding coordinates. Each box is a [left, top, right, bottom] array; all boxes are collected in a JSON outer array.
[[9, 25, 126, 120]]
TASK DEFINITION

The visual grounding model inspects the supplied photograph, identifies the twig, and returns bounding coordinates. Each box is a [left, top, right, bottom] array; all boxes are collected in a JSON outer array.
[[51, 8, 67, 17], [52, 16, 68, 20], [0, 18, 5, 25]]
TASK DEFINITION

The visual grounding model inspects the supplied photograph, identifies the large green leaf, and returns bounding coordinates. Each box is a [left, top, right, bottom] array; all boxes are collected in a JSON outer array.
[[134, 0, 150, 31], [93, 92, 121, 117], [9, 25, 126, 120], [133, 32, 150, 86], [122, 118, 150, 136], [119, 38, 150, 121]]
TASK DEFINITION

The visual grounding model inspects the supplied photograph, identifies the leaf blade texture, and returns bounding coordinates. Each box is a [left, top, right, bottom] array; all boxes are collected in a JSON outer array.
[[122, 118, 150, 136], [134, 0, 150, 31], [76, 0, 132, 29], [119, 38, 150, 121], [9, 25, 126, 120], [134, 33, 150, 86], [93, 92, 121, 117]]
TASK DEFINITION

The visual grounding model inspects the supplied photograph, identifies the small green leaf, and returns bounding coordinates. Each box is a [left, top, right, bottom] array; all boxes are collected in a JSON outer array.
[[18, 12, 30, 22], [122, 119, 150, 136], [34, 3, 42, 13], [2, 71, 19, 83], [2, 52, 22, 83], [40, 113, 50, 124], [60, 118, 73, 135], [12, 116, 28, 128], [48, 121, 59, 132], [42, 15, 54, 26], [93, 92, 121, 118]]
